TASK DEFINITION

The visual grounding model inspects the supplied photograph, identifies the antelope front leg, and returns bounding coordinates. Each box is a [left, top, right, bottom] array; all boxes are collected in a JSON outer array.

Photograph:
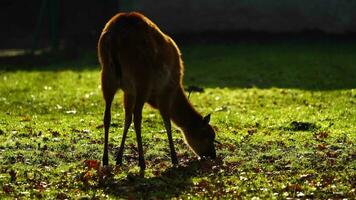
[[163, 118, 178, 165], [133, 102, 146, 171]]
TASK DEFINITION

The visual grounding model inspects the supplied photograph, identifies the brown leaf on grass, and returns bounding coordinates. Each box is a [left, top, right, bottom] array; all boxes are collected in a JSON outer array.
[[322, 175, 334, 186], [254, 167, 263, 173], [247, 128, 257, 135], [2, 184, 12, 194], [224, 143, 237, 152], [317, 143, 327, 150], [56, 192, 68, 200], [221, 160, 242, 174], [35, 181, 47, 192], [158, 162, 168, 169], [195, 179, 212, 193], [82, 171, 93, 183], [88, 139, 101, 144], [326, 151, 338, 158], [318, 131, 329, 139], [286, 183, 302, 192], [314, 131, 329, 141], [210, 141, 222, 152], [84, 159, 101, 170]]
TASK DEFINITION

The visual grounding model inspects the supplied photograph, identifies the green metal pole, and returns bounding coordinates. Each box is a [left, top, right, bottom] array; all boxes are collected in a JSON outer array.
[[49, 0, 59, 51], [31, 0, 60, 53], [31, 0, 48, 54]]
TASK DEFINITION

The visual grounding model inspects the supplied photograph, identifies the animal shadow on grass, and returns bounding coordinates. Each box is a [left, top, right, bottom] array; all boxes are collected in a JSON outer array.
[[288, 121, 318, 131], [101, 159, 217, 199]]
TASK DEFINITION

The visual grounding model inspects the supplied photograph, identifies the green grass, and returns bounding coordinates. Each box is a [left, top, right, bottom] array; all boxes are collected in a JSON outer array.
[[0, 40, 355, 199]]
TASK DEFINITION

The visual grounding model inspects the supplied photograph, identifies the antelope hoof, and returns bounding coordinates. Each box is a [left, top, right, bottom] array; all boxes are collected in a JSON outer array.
[[139, 161, 146, 171], [115, 152, 123, 165], [103, 155, 109, 166], [116, 157, 123, 166], [172, 157, 178, 165]]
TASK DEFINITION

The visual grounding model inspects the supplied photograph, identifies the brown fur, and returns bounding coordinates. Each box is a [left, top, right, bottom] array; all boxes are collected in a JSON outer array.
[[98, 12, 216, 170]]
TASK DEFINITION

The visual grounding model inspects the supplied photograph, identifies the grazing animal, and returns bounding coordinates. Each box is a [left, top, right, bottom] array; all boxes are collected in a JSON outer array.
[[98, 12, 216, 170]]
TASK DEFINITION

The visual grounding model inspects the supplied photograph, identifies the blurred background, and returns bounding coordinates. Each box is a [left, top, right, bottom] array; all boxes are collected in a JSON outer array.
[[0, 0, 356, 69], [0, 0, 116, 51], [0, 0, 355, 62]]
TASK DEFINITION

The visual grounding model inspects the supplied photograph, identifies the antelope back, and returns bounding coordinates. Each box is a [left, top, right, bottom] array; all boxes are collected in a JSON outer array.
[[99, 12, 183, 94]]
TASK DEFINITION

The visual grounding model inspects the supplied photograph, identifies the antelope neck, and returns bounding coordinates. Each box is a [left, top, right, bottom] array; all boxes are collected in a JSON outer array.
[[170, 88, 202, 129]]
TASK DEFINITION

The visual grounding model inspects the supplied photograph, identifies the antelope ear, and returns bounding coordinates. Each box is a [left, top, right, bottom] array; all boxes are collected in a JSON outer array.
[[203, 114, 211, 124]]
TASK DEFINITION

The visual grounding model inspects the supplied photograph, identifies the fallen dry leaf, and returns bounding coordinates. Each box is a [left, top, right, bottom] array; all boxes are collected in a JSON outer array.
[[84, 159, 101, 170]]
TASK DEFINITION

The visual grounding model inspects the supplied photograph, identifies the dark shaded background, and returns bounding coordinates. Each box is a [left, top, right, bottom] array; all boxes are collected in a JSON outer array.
[[1, 0, 355, 51], [139, 0, 356, 34], [0, 0, 117, 49]]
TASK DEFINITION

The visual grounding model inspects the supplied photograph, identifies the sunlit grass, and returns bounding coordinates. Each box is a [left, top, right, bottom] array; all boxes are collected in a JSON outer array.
[[0, 41, 355, 199]]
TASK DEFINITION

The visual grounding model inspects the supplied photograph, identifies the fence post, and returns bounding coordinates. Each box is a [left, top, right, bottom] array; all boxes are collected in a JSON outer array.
[[31, 0, 60, 54]]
